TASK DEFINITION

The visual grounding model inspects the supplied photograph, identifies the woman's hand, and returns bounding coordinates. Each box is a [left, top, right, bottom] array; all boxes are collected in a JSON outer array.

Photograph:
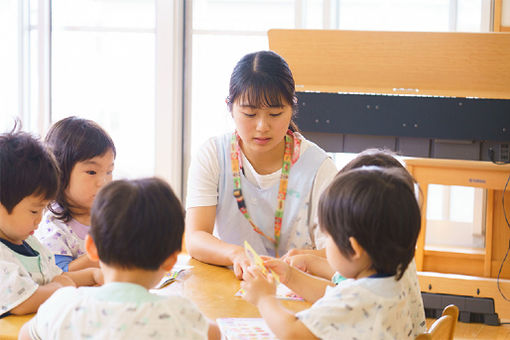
[[230, 247, 252, 279], [240, 265, 277, 306]]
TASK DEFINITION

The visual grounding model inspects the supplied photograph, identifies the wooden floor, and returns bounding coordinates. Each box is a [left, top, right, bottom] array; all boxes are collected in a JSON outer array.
[[426, 319, 510, 339]]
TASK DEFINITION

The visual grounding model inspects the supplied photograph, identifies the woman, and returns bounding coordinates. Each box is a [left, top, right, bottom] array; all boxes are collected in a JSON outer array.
[[185, 51, 337, 279]]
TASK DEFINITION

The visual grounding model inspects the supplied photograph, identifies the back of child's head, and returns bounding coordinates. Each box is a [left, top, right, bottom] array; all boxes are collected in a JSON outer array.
[[319, 167, 421, 280], [340, 148, 417, 198], [0, 126, 59, 213], [227, 50, 299, 131], [340, 149, 404, 173], [45, 116, 116, 221], [90, 177, 184, 270]]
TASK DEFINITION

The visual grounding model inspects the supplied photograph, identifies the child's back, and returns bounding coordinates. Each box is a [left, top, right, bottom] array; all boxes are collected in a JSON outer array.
[[30, 283, 207, 339], [241, 166, 423, 340], [22, 178, 218, 340]]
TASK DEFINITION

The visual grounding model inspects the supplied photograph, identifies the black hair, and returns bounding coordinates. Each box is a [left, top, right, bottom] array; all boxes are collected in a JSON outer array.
[[339, 148, 421, 203], [0, 125, 59, 213], [340, 148, 405, 173], [90, 177, 184, 270], [227, 50, 299, 132], [45, 116, 116, 222], [319, 167, 421, 280]]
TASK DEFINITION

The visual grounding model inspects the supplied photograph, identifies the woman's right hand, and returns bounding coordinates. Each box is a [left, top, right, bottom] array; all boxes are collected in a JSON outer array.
[[230, 247, 252, 279]]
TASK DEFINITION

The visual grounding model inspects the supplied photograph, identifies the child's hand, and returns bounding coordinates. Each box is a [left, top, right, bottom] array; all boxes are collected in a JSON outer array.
[[92, 268, 104, 286], [240, 265, 277, 306], [284, 254, 310, 273], [52, 274, 76, 287], [260, 256, 291, 285], [280, 248, 303, 262]]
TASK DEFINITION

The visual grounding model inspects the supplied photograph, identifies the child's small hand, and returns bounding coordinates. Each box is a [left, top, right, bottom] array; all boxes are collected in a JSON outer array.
[[92, 268, 104, 286], [284, 254, 310, 273], [240, 265, 277, 306], [52, 274, 76, 287], [260, 256, 291, 285], [280, 248, 303, 262]]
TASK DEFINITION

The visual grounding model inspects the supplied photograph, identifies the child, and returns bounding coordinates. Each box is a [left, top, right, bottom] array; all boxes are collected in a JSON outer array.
[[20, 178, 220, 339], [35, 116, 115, 272], [0, 129, 102, 317], [283, 148, 413, 267], [241, 167, 422, 339], [185, 50, 337, 279], [281, 149, 426, 336]]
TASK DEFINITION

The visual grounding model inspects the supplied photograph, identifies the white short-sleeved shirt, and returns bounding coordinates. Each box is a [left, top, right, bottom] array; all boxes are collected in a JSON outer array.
[[0, 235, 62, 315], [296, 275, 424, 340], [36, 209, 89, 259], [186, 133, 338, 249], [28, 282, 209, 340]]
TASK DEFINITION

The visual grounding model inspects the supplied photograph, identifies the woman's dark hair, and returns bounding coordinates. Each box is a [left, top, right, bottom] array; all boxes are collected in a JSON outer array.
[[45, 116, 116, 222], [319, 167, 421, 280], [90, 178, 184, 270], [0, 124, 59, 213], [227, 50, 299, 132]]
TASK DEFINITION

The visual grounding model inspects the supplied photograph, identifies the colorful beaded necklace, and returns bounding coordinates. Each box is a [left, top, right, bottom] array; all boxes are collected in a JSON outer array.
[[230, 130, 301, 257]]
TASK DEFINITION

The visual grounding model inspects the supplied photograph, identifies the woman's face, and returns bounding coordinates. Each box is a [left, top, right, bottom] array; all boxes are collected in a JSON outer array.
[[231, 100, 293, 158]]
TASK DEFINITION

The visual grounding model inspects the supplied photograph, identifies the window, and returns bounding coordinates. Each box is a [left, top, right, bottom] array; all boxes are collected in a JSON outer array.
[[187, 0, 491, 164], [0, 0, 20, 131], [3, 0, 183, 193], [51, 0, 157, 179]]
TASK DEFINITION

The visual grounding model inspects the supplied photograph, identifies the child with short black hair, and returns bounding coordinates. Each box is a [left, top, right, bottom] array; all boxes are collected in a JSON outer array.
[[0, 128, 101, 317], [21, 178, 220, 340], [241, 167, 422, 339], [35, 116, 116, 272]]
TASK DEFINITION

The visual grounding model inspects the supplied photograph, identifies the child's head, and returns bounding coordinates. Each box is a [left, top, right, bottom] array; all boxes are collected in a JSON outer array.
[[45, 116, 116, 221], [318, 167, 421, 280], [89, 178, 184, 271], [227, 50, 299, 133], [0, 129, 59, 244], [340, 149, 405, 173], [340, 148, 418, 200]]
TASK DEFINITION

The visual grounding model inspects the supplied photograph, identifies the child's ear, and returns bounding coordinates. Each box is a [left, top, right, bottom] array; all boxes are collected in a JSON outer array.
[[160, 251, 179, 272], [85, 234, 100, 261], [348, 237, 365, 260]]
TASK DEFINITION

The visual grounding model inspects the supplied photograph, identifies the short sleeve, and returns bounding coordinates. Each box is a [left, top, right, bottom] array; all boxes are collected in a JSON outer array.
[[185, 137, 221, 209], [0, 256, 38, 315], [25, 236, 63, 282], [36, 214, 74, 257], [165, 295, 209, 339], [29, 287, 76, 339], [296, 284, 368, 339]]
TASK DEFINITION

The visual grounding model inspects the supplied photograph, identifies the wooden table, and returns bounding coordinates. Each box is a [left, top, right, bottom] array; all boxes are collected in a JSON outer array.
[[0, 257, 310, 339]]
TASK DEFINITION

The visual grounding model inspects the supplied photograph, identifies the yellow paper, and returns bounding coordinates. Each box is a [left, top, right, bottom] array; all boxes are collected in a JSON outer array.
[[244, 240, 280, 284]]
